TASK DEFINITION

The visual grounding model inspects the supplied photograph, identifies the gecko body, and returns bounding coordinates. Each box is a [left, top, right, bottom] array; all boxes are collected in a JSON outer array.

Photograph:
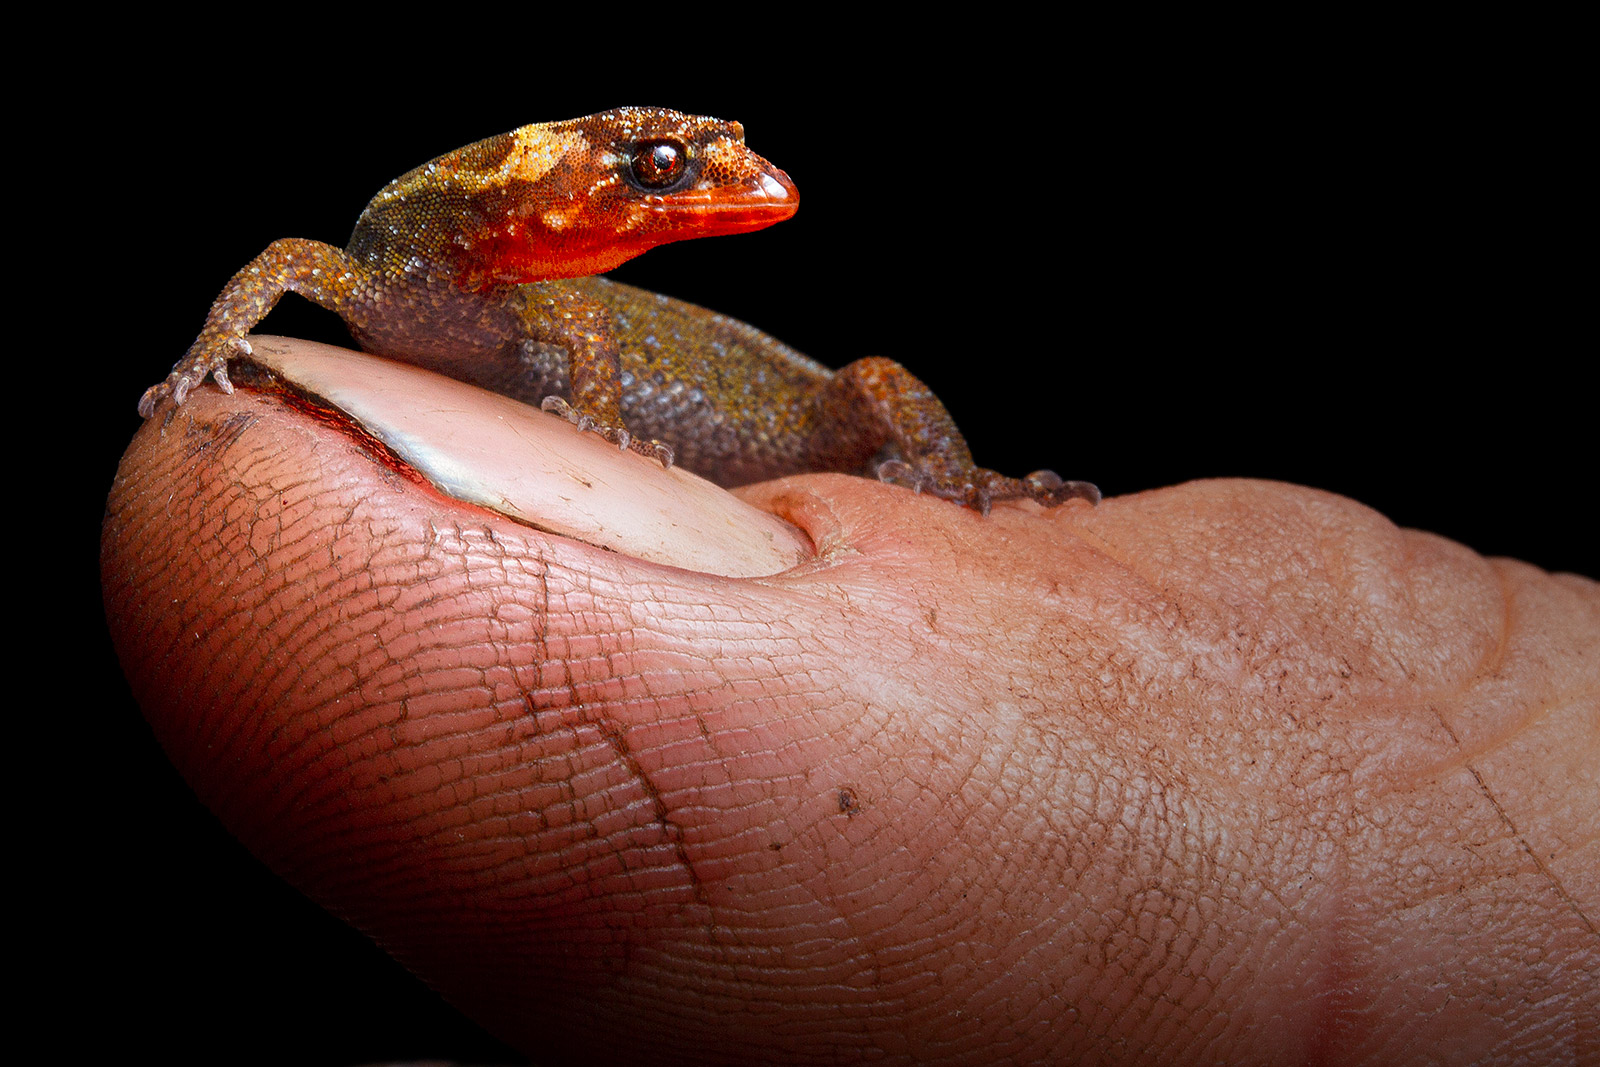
[[141, 107, 1098, 512]]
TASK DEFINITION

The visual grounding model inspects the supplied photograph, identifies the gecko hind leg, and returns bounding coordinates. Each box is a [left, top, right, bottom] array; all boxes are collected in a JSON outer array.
[[829, 356, 1098, 514]]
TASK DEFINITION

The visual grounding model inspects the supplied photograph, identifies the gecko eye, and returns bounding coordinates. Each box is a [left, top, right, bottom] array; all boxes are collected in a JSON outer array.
[[631, 138, 690, 189]]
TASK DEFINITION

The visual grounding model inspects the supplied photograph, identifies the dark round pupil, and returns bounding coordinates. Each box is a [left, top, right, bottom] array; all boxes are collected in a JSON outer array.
[[635, 141, 685, 187]]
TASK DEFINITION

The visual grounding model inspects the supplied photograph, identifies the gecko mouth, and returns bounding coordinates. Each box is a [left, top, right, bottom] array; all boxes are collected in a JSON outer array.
[[656, 167, 798, 228]]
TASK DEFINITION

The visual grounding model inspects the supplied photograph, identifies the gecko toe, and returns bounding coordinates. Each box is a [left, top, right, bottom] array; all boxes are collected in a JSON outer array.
[[875, 459, 921, 490], [1025, 470, 1100, 506], [540, 396, 577, 421], [137, 385, 164, 419]]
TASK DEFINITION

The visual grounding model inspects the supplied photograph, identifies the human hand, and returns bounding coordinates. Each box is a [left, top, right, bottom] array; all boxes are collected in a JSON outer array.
[[103, 340, 1597, 1066]]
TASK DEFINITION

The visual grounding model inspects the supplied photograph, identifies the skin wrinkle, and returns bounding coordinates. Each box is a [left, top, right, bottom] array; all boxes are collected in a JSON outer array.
[[1466, 550, 1517, 688]]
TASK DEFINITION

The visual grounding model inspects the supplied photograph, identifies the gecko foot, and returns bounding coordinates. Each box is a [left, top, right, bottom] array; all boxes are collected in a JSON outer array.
[[540, 397, 674, 468], [138, 337, 249, 418], [878, 460, 1099, 516]]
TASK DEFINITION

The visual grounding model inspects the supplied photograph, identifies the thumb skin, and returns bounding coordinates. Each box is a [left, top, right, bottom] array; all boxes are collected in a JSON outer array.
[[103, 344, 1598, 1066]]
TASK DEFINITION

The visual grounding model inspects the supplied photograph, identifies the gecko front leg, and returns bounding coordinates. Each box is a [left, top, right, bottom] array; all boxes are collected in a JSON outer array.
[[140, 239, 363, 418], [516, 284, 675, 467]]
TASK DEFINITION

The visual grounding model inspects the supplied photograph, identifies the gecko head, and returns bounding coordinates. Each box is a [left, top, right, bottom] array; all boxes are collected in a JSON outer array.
[[451, 107, 798, 286]]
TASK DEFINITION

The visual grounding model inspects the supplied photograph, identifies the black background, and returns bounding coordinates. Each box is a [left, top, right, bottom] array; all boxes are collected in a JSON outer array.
[[65, 31, 1588, 1066]]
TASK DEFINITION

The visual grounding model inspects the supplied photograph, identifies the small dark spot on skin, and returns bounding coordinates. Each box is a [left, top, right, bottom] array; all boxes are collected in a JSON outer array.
[[837, 787, 861, 818], [180, 410, 259, 460], [768, 841, 782, 851]]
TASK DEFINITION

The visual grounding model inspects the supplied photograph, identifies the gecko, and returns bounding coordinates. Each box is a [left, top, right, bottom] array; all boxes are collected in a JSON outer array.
[[140, 106, 1099, 513]]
